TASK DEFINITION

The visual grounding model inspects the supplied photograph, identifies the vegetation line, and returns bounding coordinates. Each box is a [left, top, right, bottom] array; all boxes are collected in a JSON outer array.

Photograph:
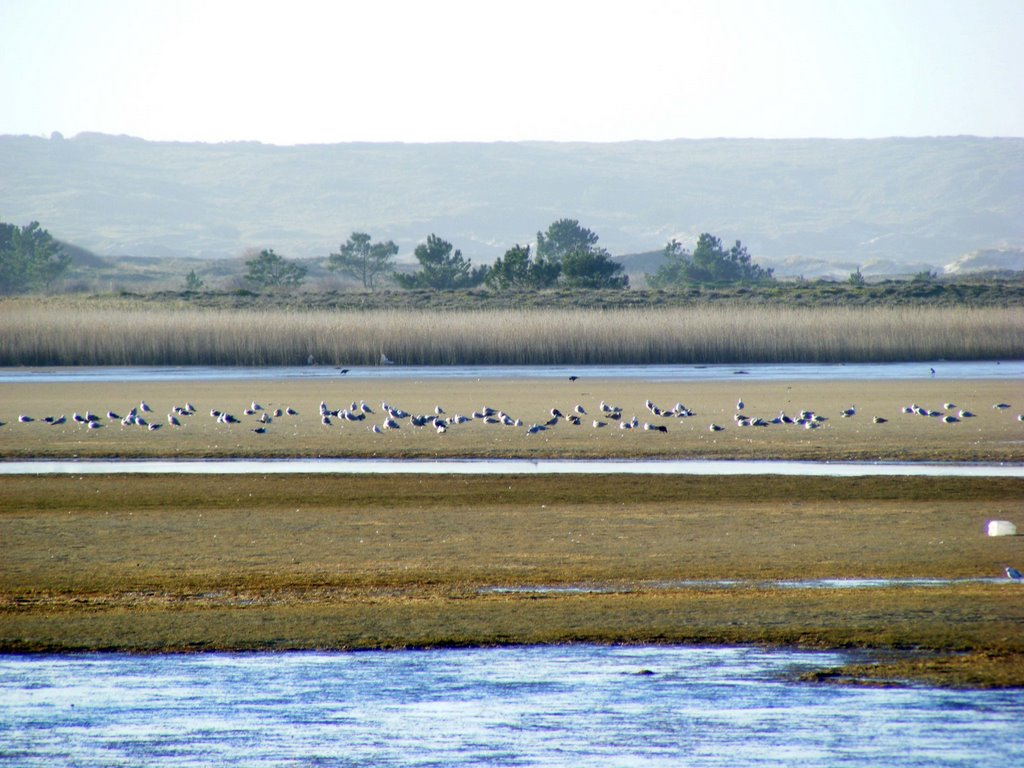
[[1, 302, 1021, 366]]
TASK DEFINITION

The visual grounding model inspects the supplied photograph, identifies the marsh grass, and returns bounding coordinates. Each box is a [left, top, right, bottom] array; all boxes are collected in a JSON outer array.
[[2, 299, 1021, 366], [3, 474, 1024, 686]]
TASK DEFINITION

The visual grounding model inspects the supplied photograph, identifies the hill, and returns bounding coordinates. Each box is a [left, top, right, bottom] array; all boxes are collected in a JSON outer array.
[[1, 133, 1021, 279]]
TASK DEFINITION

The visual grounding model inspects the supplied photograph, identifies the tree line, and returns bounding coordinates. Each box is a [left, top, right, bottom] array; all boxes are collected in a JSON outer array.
[[265, 218, 772, 292], [0, 216, 775, 295]]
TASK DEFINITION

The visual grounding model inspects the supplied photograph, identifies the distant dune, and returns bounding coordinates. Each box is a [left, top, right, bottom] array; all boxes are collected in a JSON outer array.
[[1, 133, 1021, 278]]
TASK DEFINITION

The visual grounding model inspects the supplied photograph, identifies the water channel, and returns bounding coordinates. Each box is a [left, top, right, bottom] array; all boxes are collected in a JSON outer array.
[[1, 359, 1021, 383], [2, 646, 1022, 767], [2, 458, 1022, 477]]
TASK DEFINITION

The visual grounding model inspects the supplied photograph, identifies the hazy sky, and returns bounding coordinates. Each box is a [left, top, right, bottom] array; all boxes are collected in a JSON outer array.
[[2, 0, 1022, 144]]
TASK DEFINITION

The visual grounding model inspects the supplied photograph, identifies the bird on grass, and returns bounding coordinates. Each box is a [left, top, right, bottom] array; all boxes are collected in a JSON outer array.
[[1006, 566, 1022, 581]]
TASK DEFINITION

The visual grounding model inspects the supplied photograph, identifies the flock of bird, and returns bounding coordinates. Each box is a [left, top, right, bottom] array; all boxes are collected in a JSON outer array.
[[5, 394, 1021, 437]]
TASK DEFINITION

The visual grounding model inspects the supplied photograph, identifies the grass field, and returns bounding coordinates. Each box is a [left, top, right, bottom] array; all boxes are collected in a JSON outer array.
[[2, 473, 1023, 686]]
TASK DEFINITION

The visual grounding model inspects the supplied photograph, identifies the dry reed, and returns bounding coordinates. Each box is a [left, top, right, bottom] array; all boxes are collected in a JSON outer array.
[[1, 300, 1021, 366]]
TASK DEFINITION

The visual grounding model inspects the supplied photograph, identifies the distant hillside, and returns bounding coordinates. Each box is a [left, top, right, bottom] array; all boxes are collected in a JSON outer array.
[[2, 133, 1021, 278]]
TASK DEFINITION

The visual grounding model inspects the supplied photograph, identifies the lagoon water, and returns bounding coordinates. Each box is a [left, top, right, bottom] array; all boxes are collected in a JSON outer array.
[[3, 458, 1022, 477], [1, 359, 1021, 384], [3, 646, 1023, 767]]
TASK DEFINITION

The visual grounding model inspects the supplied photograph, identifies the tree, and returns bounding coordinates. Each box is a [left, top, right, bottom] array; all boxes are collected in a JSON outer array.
[[328, 231, 398, 290], [184, 269, 204, 290], [485, 244, 561, 290], [244, 248, 307, 288], [561, 247, 628, 289], [393, 234, 487, 289], [848, 267, 865, 286], [648, 233, 773, 287], [646, 239, 690, 288], [0, 220, 71, 294], [536, 219, 599, 262], [911, 269, 937, 283], [532, 218, 627, 289]]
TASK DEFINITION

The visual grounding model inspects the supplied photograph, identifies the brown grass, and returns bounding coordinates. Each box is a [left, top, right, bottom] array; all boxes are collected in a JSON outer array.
[[1, 378, 1022, 461], [2, 299, 1021, 365]]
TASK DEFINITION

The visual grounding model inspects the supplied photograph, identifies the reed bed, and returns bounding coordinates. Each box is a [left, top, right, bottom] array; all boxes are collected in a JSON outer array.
[[1, 300, 1021, 366]]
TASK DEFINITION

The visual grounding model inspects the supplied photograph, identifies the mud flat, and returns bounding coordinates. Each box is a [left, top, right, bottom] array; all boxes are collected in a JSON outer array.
[[1, 378, 1021, 462]]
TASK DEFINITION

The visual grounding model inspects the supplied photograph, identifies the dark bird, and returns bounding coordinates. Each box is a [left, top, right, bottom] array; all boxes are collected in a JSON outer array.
[[339, 369, 350, 375], [1006, 566, 1022, 581], [569, 375, 578, 381]]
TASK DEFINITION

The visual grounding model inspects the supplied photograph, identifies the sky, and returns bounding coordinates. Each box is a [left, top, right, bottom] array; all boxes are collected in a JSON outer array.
[[1, 0, 1022, 144]]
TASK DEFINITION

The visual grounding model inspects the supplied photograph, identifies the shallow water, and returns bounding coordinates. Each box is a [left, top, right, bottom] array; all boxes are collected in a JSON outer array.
[[479, 577, 1016, 594], [1, 359, 1021, 383], [2, 646, 1021, 767], [2, 457, 1021, 477]]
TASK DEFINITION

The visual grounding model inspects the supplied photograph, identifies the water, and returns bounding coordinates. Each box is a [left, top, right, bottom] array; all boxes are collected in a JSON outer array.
[[1, 360, 1020, 383], [2, 646, 1021, 767], [479, 577, 1014, 594], [2, 458, 1021, 477]]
